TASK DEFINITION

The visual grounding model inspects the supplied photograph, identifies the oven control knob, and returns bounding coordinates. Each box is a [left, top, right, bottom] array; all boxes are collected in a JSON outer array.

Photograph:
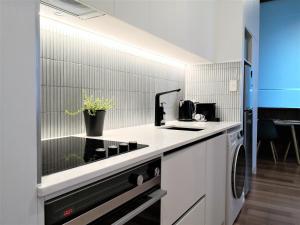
[[95, 148, 107, 158], [148, 167, 160, 177], [108, 145, 118, 156], [154, 167, 160, 177], [119, 143, 129, 153], [129, 174, 144, 186], [129, 141, 138, 150]]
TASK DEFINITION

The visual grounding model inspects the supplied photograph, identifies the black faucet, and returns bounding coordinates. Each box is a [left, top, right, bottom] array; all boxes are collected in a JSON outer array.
[[155, 89, 181, 126]]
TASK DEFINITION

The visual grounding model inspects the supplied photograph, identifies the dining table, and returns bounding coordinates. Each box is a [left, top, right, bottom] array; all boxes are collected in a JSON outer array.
[[273, 120, 300, 164]]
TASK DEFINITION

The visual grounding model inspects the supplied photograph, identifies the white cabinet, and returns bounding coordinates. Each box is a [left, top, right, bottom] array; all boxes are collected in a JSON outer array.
[[78, 0, 114, 15], [161, 134, 228, 225], [86, 0, 215, 61], [175, 198, 206, 225], [147, 1, 215, 60], [161, 142, 206, 225], [148, 1, 179, 46], [206, 134, 227, 225], [114, 0, 149, 30]]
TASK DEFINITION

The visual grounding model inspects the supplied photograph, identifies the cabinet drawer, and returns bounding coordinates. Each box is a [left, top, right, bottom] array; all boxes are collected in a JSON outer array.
[[161, 142, 206, 225], [175, 197, 205, 225], [206, 134, 227, 225]]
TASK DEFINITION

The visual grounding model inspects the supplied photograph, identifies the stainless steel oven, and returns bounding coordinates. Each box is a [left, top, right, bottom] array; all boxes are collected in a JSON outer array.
[[45, 159, 166, 225]]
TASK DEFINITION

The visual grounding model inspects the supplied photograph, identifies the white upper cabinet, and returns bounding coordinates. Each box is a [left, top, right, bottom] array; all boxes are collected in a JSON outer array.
[[148, 1, 179, 45], [114, 0, 149, 31], [80, 0, 215, 61], [78, 0, 115, 15], [78, 0, 259, 63], [147, 0, 215, 61]]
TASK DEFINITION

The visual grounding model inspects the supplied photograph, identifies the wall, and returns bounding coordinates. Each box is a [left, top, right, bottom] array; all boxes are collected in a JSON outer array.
[[0, 0, 40, 225], [259, 0, 300, 108], [186, 61, 242, 122], [214, 0, 260, 64], [214, 0, 244, 62], [40, 18, 185, 139]]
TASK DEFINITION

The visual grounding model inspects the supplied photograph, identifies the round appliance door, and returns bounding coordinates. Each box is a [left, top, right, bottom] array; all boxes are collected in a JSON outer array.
[[232, 144, 246, 199]]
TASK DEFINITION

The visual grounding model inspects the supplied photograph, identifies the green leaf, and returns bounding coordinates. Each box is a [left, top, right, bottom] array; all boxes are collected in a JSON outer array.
[[65, 92, 114, 117]]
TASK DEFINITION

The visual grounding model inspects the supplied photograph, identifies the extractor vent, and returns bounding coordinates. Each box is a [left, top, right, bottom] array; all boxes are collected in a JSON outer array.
[[41, 0, 106, 19]]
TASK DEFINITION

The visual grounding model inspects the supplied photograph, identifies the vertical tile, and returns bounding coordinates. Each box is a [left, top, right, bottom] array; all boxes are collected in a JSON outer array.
[[185, 61, 242, 122], [40, 24, 186, 139]]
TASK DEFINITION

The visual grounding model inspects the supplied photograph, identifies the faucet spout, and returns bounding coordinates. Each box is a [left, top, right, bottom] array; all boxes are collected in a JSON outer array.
[[155, 89, 181, 126]]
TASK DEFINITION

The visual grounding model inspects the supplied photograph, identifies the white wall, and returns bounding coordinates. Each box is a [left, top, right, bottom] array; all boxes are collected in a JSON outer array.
[[0, 1, 40, 224], [243, 0, 260, 39]]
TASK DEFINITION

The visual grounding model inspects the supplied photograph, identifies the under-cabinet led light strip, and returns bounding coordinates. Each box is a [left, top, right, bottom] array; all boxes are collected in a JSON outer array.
[[40, 16, 186, 69]]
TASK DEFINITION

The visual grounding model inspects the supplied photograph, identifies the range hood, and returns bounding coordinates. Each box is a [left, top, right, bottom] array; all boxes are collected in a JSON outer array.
[[41, 0, 106, 19]]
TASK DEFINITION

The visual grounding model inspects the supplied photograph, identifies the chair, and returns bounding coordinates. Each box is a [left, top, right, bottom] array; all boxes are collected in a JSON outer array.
[[257, 119, 279, 164], [284, 141, 291, 161]]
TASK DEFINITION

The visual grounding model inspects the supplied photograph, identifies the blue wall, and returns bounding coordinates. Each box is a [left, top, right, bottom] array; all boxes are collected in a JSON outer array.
[[259, 0, 300, 108]]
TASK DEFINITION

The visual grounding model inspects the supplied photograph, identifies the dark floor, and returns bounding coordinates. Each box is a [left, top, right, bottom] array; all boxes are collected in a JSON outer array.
[[234, 159, 300, 225]]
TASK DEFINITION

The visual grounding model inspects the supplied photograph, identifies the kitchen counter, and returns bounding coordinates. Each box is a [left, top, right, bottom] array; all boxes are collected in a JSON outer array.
[[38, 121, 240, 198]]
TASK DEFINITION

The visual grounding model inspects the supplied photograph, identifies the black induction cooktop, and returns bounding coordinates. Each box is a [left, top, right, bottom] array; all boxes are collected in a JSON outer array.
[[42, 137, 148, 176]]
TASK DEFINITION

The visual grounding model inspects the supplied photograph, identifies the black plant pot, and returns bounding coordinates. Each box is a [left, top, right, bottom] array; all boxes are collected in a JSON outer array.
[[83, 110, 106, 136]]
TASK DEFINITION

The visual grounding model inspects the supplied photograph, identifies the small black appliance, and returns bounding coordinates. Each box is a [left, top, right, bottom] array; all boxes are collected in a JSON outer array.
[[178, 100, 195, 121], [194, 103, 217, 121]]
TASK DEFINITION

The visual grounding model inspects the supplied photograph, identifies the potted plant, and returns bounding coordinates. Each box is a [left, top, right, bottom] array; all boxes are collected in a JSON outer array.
[[65, 95, 113, 136]]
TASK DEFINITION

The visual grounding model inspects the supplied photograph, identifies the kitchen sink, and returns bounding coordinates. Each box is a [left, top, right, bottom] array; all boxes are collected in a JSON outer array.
[[162, 126, 204, 131]]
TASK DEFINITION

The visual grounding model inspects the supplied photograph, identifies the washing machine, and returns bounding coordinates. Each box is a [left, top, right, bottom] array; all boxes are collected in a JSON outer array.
[[226, 129, 246, 225]]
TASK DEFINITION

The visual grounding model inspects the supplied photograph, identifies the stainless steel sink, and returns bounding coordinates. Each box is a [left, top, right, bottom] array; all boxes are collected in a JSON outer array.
[[162, 126, 204, 131]]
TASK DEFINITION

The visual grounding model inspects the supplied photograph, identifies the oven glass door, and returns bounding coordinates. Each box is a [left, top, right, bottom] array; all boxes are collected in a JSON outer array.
[[88, 188, 165, 225]]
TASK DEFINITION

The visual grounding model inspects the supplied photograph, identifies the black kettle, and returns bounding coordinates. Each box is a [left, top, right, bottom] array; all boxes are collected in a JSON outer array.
[[179, 100, 195, 121]]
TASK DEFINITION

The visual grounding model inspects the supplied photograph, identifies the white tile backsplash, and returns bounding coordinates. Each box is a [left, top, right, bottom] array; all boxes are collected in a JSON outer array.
[[41, 22, 185, 139], [185, 62, 242, 122], [40, 20, 243, 139]]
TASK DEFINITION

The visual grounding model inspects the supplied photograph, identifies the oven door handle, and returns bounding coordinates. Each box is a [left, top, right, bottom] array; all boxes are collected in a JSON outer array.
[[63, 176, 162, 225], [112, 189, 167, 225]]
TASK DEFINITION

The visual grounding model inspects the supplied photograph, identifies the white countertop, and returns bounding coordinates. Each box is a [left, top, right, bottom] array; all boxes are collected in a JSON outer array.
[[38, 121, 240, 198]]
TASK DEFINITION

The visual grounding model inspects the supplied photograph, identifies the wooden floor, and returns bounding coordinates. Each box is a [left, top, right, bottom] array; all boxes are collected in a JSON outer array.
[[234, 159, 300, 225]]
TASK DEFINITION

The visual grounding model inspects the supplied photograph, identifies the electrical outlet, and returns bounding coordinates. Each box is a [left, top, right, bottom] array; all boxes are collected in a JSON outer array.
[[229, 80, 238, 92]]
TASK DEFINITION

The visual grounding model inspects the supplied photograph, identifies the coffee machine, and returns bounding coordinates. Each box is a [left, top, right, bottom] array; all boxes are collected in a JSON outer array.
[[178, 100, 195, 121]]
